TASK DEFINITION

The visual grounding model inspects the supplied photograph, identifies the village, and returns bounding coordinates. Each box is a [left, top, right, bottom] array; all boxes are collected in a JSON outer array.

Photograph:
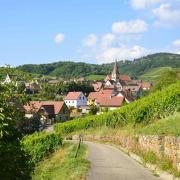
[[1, 61, 152, 130]]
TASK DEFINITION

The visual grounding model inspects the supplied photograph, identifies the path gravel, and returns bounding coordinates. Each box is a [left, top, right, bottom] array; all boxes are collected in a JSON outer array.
[[85, 141, 162, 180]]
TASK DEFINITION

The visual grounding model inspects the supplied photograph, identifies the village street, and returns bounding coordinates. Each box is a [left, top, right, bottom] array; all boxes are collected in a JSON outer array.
[[85, 141, 162, 180]]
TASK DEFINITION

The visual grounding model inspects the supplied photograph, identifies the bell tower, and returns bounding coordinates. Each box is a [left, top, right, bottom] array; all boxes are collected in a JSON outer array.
[[111, 60, 119, 82]]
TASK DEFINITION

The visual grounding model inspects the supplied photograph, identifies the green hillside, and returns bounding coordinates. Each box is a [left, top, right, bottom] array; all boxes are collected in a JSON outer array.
[[139, 67, 174, 82], [17, 53, 180, 79]]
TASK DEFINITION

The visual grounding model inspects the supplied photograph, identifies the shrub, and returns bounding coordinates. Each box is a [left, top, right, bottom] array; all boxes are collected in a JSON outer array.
[[21, 132, 63, 165]]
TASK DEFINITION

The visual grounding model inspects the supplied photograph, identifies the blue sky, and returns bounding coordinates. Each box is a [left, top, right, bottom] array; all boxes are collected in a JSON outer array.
[[0, 0, 180, 66]]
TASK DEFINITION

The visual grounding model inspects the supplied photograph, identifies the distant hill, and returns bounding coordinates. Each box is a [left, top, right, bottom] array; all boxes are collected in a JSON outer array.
[[17, 53, 180, 79]]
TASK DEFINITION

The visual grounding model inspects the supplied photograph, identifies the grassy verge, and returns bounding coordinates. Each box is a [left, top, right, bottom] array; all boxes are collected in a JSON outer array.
[[141, 151, 180, 177], [32, 142, 90, 180]]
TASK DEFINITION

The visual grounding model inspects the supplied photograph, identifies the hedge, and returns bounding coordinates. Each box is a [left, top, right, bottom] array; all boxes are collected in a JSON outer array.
[[55, 82, 180, 134], [21, 132, 63, 165]]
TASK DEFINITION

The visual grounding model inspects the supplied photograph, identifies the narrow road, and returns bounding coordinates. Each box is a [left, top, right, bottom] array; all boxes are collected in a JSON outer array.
[[85, 141, 162, 180]]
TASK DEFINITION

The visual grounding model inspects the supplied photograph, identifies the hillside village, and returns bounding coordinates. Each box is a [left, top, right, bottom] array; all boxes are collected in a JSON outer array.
[[1, 0, 180, 179], [1, 61, 152, 130]]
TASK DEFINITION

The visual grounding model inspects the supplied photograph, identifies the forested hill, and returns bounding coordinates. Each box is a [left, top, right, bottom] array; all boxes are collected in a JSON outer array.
[[17, 53, 180, 78]]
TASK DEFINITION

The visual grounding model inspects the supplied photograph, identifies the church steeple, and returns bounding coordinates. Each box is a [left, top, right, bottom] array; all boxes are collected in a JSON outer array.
[[111, 59, 119, 82]]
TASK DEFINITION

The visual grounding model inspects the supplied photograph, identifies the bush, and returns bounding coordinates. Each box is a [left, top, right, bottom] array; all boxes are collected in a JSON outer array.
[[55, 82, 180, 134]]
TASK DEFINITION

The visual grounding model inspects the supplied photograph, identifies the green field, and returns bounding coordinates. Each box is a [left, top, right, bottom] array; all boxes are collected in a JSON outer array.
[[85, 74, 105, 81]]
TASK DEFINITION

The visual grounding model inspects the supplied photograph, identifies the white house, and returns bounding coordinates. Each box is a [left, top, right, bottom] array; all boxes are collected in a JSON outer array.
[[64, 92, 87, 108]]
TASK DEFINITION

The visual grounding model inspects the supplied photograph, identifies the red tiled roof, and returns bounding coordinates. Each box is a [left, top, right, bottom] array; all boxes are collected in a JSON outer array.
[[24, 101, 65, 114], [88, 92, 99, 100], [99, 89, 114, 97], [119, 75, 131, 81], [98, 96, 124, 107], [88, 89, 114, 101], [64, 92, 82, 100]]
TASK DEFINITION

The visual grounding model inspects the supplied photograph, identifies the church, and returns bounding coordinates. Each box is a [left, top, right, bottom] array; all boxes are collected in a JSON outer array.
[[103, 60, 142, 100], [88, 61, 144, 110]]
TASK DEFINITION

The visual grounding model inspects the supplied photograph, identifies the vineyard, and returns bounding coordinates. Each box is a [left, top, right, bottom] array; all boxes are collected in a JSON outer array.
[[55, 82, 180, 134], [21, 132, 63, 164]]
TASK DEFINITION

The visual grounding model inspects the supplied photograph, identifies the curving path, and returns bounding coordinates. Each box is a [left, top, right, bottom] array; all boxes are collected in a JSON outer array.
[[85, 141, 162, 180]]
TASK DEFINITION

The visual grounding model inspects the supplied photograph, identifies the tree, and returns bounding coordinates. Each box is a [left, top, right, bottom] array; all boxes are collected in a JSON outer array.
[[89, 105, 99, 115], [0, 83, 32, 180]]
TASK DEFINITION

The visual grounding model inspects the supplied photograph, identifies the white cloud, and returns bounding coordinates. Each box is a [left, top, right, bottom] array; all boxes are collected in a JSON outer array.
[[153, 3, 180, 27], [101, 33, 115, 48], [173, 39, 180, 46], [83, 34, 98, 47], [130, 0, 162, 9], [54, 33, 65, 44], [112, 19, 148, 34], [96, 45, 149, 64]]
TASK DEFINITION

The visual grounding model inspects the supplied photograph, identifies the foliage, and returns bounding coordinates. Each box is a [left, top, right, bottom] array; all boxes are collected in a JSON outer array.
[[19, 114, 42, 135], [21, 131, 63, 165], [89, 105, 99, 115], [152, 69, 180, 91], [0, 83, 27, 140], [30, 81, 93, 101], [17, 53, 180, 78], [57, 81, 94, 95], [55, 82, 180, 134], [0, 83, 33, 180], [0, 141, 32, 180], [32, 143, 90, 180]]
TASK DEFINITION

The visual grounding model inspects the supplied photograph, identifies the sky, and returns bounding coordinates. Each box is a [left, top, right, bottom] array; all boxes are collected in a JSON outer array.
[[0, 0, 180, 66]]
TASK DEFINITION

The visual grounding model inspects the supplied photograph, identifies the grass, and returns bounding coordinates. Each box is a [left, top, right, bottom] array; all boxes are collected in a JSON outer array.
[[138, 112, 180, 136], [32, 142, 90, 180], [141, 151, 180, 177], [85, 74, 105, 81]]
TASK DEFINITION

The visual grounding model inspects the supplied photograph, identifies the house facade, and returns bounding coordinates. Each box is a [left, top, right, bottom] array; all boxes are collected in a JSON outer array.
[[64, 92, 87, 108], [24, 101, 70, 123]]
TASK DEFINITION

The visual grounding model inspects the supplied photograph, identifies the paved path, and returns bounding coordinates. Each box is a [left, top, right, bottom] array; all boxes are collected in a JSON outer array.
[[85, 141, 162, 180]]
